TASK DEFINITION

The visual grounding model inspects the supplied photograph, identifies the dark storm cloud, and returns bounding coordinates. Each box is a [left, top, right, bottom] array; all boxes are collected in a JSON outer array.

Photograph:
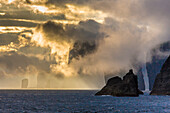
[[45, 0, 91, 6], [25, 0, 31, 4], [0, 52, 51, 74], [26, 0, 87, 6], [0, 11, 66, 22], [26, 0, 48, 4], [0, 0, 68, 26], [0, 33, 19, 45], [18, 46, 50, 55], [0, 20, 37, 27], [0, 11, 46, 21], [52, 14, 66, 20], [37, 19, 104, 42], [40, 0, 170, 29], [0, 0, 170, 89]]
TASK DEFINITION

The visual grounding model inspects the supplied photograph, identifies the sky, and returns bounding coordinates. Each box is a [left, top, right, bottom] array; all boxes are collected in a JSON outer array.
[[0, 0, 170, 89]]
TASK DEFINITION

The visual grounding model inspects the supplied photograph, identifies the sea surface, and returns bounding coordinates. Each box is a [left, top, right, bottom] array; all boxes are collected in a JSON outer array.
[[0, 90, 170, 113]]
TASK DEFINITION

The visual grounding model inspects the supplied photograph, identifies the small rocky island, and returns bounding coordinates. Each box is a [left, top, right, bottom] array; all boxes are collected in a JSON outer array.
[[95, 69, 143, 97], [150, 55, 170, 95]]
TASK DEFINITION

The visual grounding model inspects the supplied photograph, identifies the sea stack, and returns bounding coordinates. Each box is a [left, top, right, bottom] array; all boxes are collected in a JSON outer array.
[[150, 55, 170, 95], [95, 69, 143, 97], [21, 79, 28, 88]]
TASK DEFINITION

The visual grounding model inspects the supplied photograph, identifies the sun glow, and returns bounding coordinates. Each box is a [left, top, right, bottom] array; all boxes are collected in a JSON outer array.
[[66, 4, 107, 23], [27, 3, 107, 24], [8, 0, 15, 4], [0, 26, 34, 34], [32, 5, 48, 14], [32, 30, 75, 77], [0, 12, 5, 15], [0, 42, 17, 52], [29, 0, 47, 4]]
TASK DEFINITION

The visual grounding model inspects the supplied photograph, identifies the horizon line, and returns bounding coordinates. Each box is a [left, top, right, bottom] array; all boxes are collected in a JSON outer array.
[[0, 88, 100, 90]]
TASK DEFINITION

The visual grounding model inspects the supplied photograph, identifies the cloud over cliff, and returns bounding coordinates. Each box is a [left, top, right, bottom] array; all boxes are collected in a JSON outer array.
[[0, 0, 170, 88]]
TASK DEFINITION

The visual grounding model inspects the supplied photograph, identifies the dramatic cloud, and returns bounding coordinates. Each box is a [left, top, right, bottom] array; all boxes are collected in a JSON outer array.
[[0, 0, 170, 88], [31, 20, 104, 79], [0, 33, 19, 45]]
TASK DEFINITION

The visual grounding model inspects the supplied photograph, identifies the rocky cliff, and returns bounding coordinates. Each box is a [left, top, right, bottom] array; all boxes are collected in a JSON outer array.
[[150, 55, 170, 95], [96, 69, 143, 97], [104, 68, 145, 91], [146, 41, 170, 90]]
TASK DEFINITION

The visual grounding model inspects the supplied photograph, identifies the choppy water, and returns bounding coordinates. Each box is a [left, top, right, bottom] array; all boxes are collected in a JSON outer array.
[[0, 90, 170, 113]]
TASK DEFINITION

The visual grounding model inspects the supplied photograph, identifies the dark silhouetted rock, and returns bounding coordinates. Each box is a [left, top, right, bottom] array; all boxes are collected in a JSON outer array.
[[21, 79, 28, 88], [138, 89, 144, 94], [104, 68, 145, 91], [104, 70, 126, 85], [96, 69, 143, 97], [146, 55, 167, 90], [150, 55, 170, 95], [146, 41, 170, 90]]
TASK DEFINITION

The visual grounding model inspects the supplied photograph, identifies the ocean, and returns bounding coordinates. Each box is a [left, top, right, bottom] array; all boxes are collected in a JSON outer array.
[[0, 90, 169, 113]]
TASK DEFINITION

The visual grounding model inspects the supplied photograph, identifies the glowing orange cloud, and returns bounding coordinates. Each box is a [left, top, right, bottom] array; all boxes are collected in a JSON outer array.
[[32, 28, 76, 77]]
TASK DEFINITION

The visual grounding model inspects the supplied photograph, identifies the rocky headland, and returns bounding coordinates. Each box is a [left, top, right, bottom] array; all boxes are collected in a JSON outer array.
[[95, 69, 143, 97], [150, 55, 170, 95]]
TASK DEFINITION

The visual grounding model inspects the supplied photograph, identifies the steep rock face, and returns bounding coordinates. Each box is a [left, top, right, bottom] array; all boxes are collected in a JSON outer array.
[[150, 55, 170, 95], [146, 56, 167, 90], [104, 70, 126, 84], [96, 69, 143, 97], [104, 68, 145, 91], [146, 41, 170, 90]]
